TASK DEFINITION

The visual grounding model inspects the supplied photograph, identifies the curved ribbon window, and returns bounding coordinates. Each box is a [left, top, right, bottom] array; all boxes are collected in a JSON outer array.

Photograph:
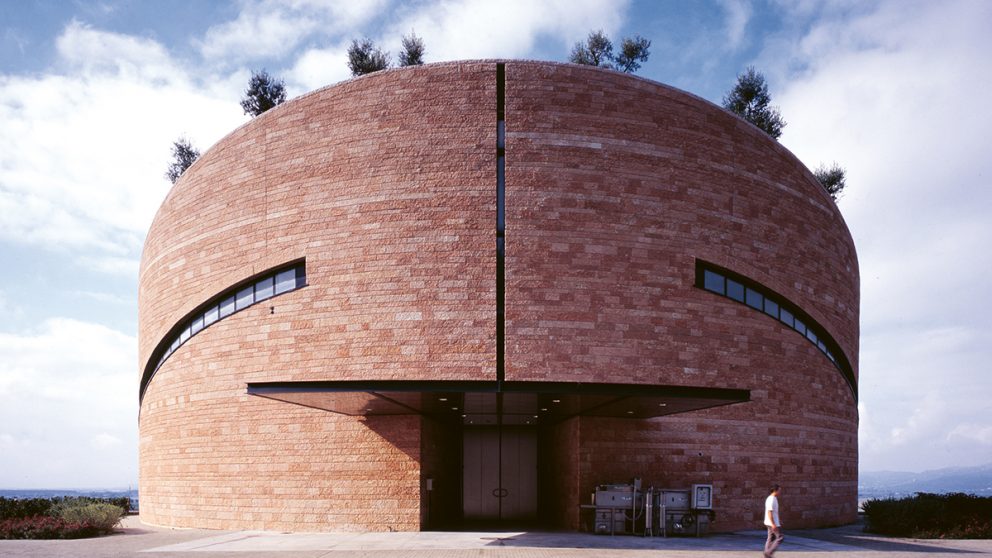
[[695, 259, 856, 399], [140, 260, 307, 403]]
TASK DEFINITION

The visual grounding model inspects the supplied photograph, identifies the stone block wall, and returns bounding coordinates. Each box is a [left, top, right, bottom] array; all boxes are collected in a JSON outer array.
[[503, 62, 858, 531], [138, 61, 858, 532]]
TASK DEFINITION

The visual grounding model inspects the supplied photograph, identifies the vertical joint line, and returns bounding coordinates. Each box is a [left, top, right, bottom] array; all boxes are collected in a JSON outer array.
[[496, 63, 506, 387], [495, 63, 506, 516]]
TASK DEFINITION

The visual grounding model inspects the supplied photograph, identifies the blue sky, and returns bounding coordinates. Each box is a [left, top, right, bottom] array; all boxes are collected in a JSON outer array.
[[0, 0, 990, 488]]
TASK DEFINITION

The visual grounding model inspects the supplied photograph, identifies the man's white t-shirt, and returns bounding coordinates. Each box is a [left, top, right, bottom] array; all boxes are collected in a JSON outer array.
[[764, 494, 780, 527]]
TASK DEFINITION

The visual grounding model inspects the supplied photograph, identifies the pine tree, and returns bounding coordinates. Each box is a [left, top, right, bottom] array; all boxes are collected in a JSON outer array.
[[722, 66, 786, 139], [814, 163, 847, 200], [165, 138, 200, 184], [348, 38, 390, 76], [240, 69, 287, 117], [398, 32, 425, 66]]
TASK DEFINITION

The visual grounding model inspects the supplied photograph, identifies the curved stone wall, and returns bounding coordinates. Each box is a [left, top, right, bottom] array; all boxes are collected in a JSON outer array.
[[503, 63, 858, 530], [138, 60, 858, 532], [139, 62, 496, 531]]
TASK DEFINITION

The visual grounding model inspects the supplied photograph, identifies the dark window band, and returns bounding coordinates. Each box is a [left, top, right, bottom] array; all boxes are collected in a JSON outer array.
[[695, 259, 857, 400], [139, 260, 307, 403]]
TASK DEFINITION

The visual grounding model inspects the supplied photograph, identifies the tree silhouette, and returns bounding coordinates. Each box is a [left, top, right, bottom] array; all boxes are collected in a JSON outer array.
[[569, 30, 651, 74], [348, 38, 390, 76], [398, 32, 425, 66], [814, 163, 847, 201], [614, 35, 651, 73], [570, 30, 614, 68], [723, 66, 786, 139], [165, 138, 200, 184], [240, 69, 286, 117]]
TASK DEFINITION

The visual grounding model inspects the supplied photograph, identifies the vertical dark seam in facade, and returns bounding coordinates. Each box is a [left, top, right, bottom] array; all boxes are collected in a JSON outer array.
[[496, 63, 506, 387], [495, 62, 507, 519]]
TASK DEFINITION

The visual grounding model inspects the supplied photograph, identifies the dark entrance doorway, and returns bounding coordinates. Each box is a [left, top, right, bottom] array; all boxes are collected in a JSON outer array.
[[462, 426, 537, 523], [246, 380, 749, 529]]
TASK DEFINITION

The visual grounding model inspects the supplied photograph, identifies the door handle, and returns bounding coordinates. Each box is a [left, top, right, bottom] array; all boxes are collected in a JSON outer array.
[[491, 488, 509, 498]]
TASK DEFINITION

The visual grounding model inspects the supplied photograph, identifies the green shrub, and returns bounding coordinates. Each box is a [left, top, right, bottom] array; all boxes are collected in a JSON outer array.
[[0, 516, 100, 539], [863, 493, 992, 538], [50, 501, 124, 534], [0, 496, 129, 522], [0, 496, 128, 539], [0, 498, 54, 521]]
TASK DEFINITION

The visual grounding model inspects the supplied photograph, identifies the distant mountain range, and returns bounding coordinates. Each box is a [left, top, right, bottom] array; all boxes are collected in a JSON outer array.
[[860, 463, 992, 499]]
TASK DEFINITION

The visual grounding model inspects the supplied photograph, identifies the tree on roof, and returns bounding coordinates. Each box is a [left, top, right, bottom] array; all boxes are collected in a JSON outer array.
[[614, 35, 651, 73], [814, 163, 847, 201], [722, 66, 786, 139], [569, 30, 651, 74], [240, 69, 286, 117], [165, 137, 199, 184], [398, 32, 425, 66], [348, 38, 390, 76]]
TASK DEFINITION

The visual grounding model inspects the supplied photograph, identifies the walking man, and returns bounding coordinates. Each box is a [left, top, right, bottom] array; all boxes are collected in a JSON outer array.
[[764, 484, 783, 557]]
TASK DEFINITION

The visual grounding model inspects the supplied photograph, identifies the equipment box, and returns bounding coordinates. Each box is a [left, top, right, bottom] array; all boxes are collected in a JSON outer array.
[[594, 510, 627, 534]]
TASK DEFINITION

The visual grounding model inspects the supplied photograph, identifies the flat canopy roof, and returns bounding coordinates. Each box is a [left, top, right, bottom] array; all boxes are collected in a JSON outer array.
[[247, 381, 750, 425]]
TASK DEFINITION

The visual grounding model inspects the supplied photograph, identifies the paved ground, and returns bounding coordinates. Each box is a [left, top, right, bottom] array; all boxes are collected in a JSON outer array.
[[1, 515, 990, 557]]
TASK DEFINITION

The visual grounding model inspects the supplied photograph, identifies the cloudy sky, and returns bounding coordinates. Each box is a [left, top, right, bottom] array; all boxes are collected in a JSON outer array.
[[1, 0, 989, 489]]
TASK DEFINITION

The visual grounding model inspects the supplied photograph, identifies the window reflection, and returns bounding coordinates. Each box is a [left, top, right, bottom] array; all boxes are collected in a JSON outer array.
[[703, 270, 725, 294], [256, 277, 274, 301], [235, 286, 254, 311], [275, 269, 295, 294], [696, 261, 846, 377], [727, 279, 745, 302], [745, 287, 763, 310], [220, 295, 235, 318], [151, 262, 306, 374]]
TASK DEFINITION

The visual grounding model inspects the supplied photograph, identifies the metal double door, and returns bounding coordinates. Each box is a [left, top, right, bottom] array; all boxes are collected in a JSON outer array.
[[462, 426, 537, 521]]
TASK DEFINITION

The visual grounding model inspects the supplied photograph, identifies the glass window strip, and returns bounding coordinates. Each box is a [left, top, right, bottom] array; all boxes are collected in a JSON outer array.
[[695, 261, 852, 390], [256, 277, 274, 301], [235, 286, 254, 311], [275, 269, 295, 294], [149, 262, 306, 376], [703, 270, 725, 294]]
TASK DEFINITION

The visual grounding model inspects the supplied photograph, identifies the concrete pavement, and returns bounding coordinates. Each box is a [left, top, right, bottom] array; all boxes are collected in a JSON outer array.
[[0, 515, 989, 557]]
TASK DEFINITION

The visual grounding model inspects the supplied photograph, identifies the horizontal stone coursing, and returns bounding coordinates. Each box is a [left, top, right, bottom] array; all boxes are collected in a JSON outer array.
[[139, 61, 858, 532]]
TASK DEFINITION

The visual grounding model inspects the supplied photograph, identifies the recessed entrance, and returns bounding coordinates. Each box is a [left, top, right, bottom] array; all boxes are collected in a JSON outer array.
[[463, 426, 537, 523], [246, 380, 749, 530]]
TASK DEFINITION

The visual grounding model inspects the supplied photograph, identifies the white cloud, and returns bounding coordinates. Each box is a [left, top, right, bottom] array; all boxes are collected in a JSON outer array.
[[858, 324, 992, 470], [73, 290, 132, 305], [56, 20, 183, 83], [0, 22, 247, 273], [285, 43, 353, 95], [383, 0, 628, 61], [718, 0, 752, 49], [197, 0, 387, 63], [287, 0, 630, 110], [0, 289, 19, 317], [91, 433, 123, 449], [948, 424, 992, 446], [768, 0, 992, 472], [0, 318, 137, 488]]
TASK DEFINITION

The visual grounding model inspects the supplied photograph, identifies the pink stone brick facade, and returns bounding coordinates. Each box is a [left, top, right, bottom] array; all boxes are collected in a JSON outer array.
[[139, 61, 858, 532]]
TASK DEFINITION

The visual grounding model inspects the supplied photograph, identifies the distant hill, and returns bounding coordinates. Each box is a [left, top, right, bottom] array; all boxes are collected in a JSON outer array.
[[860, 463, 992, 499]]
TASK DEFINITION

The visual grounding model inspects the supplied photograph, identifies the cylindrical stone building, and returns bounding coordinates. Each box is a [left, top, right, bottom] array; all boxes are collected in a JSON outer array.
[[138, 60, 859, 533]]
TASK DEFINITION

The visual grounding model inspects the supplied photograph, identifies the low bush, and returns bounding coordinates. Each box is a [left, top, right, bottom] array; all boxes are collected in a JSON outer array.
[[0, 498, 54, 521], [863, 493, 992, 538], [0, 516, 100, 539], [0, 496, 128, 539], [51, 501, 124, 534]]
